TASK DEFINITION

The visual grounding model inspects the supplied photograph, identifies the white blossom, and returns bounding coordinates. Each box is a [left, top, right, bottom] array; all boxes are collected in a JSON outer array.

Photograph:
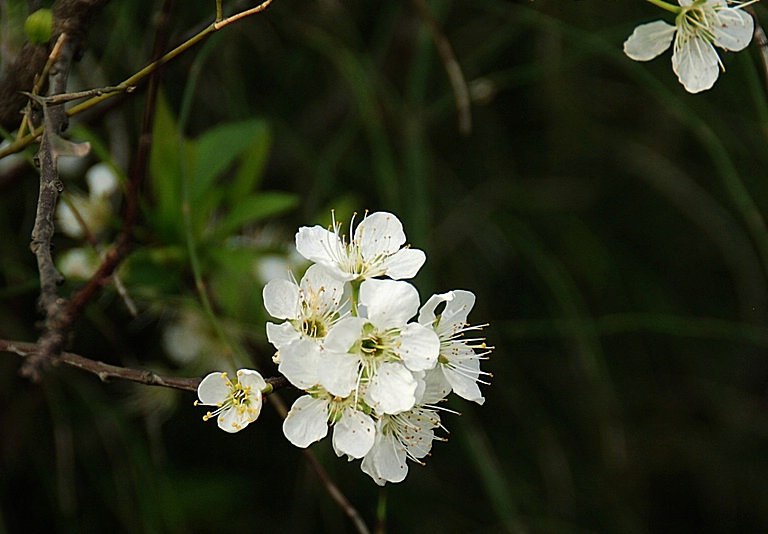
[[418, 290, 491, 405], [263, 264, 348, 388], [623, 0, 754, 93], [196, 369, 266, 433], [282, 392, 376, 459], [295, 211, 426, 282], [322, 279, 440, 414], [57, 162, 120, 238], [361, 405, 443, 486]]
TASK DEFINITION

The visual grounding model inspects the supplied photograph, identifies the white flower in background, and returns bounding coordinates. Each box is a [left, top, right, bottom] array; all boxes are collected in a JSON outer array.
[[282, 392, 376, 459], [57, 248, 99, 280], [57, 162, 120, 238], [322, 278, 440, 413], [196, 369, 266, 433], [361, 405, 444, 486], [295, 211, 426, 281], [418, 290, 491, 405], [623, 0, 754, 93], [263, 263, 348, 388]]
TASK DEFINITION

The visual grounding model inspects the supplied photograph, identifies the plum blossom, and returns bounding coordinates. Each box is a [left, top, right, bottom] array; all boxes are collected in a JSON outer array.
[[322, 278, 440, 414], [361, 405, 444, 486], [263, 263, 348, 387], [295, 211, 426, 281], [195, 369, 266, 433], [57, 162, 120, 238], [418, 290, 491, 405], [282, 391, 376, 459], [623, 0, 754, 93], [255, 210, 491, 485]]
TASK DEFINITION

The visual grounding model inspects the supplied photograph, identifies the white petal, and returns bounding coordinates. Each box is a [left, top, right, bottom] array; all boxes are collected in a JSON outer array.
[[262, 279, 300, 319], [370, 432, 408, 484], [237, 369, 267, 392], [672, 35, 720, 93], [332, 408, 376, 459], [360, 279, 420, 329], [86, 163, 119, 199], [397, 323, 440, 372], [266, 321, 299, 350], [354, 212, 406, 259], [714, 8, 754, 52], [301, 263, 346, 313], [197, 372, 230, 405], [283, 395, 330, 447], [379, 248, 426, 280], [361, 446, 387, 486], [295, 225, 338, 264], [278, 338, 322, 389], [444, 364, 485, 405], [421, 367, 452, 404], [317, 351, 360, 397], [402, 411, 437, 459], [365, 362, 417, 414], [217, 407, 250, 433], [324, 317, 365, 352], [623, 20, 676, 61], [418, 290, 476, 338]]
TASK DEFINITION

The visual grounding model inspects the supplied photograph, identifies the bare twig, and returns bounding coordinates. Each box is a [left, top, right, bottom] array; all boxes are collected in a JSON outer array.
[[22, 31, 86, 381], [267, 393, 372, 534], [410, 0, 472, 135], [2, 338, 289, 392], [0, 0, 275, 165], [64, 0, 176, 323]]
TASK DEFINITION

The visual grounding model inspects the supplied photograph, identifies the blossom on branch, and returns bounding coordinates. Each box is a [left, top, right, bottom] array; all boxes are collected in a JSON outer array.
[[256, 210, 491, 483], [295, 211, 426, 281], [195, 369, 266, 433]]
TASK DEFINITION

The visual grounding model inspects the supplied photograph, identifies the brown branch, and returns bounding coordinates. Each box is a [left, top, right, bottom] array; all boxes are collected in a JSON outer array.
[[2, 338, 289, 392], [64, 0, 175, 322], [22, 31, 82, 381], [267, 392, 372, 534]]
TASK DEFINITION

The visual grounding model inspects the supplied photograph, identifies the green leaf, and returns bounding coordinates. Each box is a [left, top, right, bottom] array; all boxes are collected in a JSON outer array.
[[229, 123, 272, 201], [148, 95, 184, 242], [211, 192, 298, 240], [189, 119, 270, 203]]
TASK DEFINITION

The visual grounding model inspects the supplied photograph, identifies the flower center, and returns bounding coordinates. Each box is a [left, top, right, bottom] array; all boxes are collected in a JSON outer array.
[[302, 317, 327, 338], [676, 2, 718, 45]]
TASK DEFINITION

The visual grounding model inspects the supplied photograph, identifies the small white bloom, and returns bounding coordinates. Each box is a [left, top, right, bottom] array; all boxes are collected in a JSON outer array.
[[196, 369, 266, 433], [361, 406, 443, 486], [282, 392, 376, 459], [322, 279, 440, 414], [263, 263, 349, 389], [57, 248, 99, 280], [56, 163, 120, 238], [623, 0, 754, 93], [295, 211, 426, 281], [418, 290, 491, 405]]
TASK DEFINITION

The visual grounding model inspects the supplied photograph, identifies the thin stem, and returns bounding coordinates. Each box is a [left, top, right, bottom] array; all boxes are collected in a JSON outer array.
[[1, 338, 289, 392], [645, 0, 681, 14], [0, 0, 275, 161]]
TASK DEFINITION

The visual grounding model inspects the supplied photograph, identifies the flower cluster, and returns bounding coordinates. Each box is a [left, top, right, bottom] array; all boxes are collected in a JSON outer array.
[[263, 211, 491, 485], [623, 0, 754, 93]]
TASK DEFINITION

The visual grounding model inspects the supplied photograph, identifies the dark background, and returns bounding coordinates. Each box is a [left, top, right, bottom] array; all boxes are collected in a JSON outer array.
[[2, 0, 768, 532]]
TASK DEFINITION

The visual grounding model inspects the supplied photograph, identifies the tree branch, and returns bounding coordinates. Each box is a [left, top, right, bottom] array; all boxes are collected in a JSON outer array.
[[2, 338, 289, 392]]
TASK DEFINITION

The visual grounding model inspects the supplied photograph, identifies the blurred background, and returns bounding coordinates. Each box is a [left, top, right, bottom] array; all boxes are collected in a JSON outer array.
[[3, 0, 768, 532]]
